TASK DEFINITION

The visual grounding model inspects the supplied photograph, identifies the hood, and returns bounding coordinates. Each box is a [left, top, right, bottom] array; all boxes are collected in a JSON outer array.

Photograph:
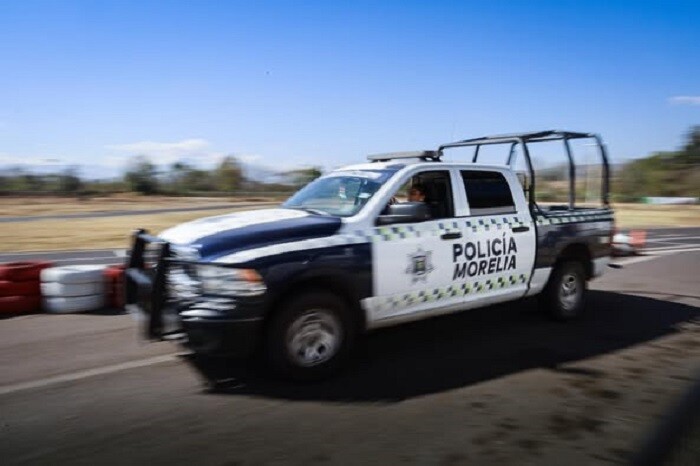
[[160, 208, 342, 260]]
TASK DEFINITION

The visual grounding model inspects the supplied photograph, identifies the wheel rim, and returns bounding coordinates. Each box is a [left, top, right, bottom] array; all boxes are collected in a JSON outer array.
[[559, 273, 581, 314], [286, 309, 342, 367]]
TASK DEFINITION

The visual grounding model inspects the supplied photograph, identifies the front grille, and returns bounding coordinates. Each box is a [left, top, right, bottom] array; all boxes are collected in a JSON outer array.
[[167, 246, 202, 302], [143, 242, 166, 270], [167, 265, 201, 301]]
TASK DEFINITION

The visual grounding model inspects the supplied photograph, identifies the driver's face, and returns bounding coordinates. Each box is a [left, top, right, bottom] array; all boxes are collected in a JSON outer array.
[[408, 188, 425, 202]]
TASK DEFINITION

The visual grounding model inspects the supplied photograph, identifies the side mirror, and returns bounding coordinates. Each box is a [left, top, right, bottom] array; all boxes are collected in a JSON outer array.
[[376, 202, 430, 226]]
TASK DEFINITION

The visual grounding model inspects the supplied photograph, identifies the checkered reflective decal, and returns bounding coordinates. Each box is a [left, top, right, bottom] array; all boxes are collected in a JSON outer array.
[[218, 210, 613, 264], [365, 273, 530, 313]]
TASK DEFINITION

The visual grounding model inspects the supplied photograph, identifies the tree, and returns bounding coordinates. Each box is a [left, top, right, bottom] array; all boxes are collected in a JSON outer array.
[[287, 167, 323, 186], [169, 161, 191, 194], [183, 168, 215, 192], [58, 166, 83, 193], [680, 125, 700, 164], [124, 156, 159, 195], [614, 125, 700, 200], [21, 174, 46, 192], [216, 155, 244, 192]]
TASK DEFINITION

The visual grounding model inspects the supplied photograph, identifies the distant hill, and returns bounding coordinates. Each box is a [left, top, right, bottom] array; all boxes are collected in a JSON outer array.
[[614, 126, 700, 201]]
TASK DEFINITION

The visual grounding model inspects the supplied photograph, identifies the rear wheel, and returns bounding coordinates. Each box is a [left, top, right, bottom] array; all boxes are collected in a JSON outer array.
[[541, 261, 587, 321], [266, 291, 354, 380]]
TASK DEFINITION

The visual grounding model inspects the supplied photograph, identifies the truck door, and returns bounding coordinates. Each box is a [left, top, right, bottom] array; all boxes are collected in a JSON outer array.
[[451, 169, 536, 304], [369, 168, 464, 323]]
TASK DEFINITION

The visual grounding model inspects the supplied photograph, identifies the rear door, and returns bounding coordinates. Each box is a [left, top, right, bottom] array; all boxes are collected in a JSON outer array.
[[450, 169, 536, 304]]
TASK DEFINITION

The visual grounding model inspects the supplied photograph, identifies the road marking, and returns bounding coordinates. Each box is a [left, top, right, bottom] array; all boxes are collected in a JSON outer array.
[[649, 247, 700, 254], [645, 245, 700, 253], [0, 256, 125, 266], [614, 255, 662, 266], [0, 354, 179, 397], [0, 248, 121, 257], [646, 236, 700, 243], [613, 247, 700, 266]]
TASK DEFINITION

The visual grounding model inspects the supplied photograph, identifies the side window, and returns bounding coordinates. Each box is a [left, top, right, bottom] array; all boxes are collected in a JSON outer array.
[[385, 170, 454, 220], [461, 170, 516, 216]]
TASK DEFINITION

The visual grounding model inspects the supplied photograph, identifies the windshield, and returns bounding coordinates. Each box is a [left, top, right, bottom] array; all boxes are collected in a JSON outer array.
[[283, 169, 396, 217]]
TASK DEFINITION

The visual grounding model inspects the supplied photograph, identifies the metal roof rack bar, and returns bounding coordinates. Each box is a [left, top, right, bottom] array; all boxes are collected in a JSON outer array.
[[439, 130, 595, 150], [437, 129, 609, 208]]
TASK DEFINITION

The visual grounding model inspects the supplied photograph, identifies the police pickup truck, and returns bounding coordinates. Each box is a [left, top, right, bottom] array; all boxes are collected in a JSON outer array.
[[126, 130, 614, 379]]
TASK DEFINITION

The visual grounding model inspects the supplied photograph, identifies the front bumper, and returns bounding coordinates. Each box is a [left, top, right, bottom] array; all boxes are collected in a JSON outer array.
[[124, 229, 267, 358], [181, 311, 264, 357]]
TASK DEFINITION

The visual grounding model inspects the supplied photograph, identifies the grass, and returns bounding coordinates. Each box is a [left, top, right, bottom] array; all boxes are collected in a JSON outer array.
[[0, 194, 284, 217], [613, 203, 700, 228], [0, 207, 246, 252], [0, 202, 698, 252]]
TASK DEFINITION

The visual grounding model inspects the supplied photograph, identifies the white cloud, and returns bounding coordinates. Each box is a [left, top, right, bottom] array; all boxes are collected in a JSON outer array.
[[668, 96, 700, 106], [104, 138, 225, 167], [235, 153, 263, 164], [106, 138, 210, 154]]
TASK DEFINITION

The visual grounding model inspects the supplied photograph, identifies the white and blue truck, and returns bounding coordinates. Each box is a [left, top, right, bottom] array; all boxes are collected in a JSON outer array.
[[126, 131, 614, 379]]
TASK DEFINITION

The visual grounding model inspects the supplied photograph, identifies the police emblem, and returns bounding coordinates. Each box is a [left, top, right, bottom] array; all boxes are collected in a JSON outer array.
[[406, 248, 434, 283]]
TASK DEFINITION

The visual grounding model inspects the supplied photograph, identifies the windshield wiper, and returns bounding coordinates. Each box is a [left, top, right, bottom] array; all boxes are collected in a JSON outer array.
[[292, 207, 332, 216]]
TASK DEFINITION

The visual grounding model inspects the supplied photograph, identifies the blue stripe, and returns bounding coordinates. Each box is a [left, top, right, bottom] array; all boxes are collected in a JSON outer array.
[[195, 215, 342, 260]]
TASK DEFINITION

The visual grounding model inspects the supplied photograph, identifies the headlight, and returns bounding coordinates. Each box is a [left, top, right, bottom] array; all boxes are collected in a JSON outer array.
[[196, 264, 266, 297]]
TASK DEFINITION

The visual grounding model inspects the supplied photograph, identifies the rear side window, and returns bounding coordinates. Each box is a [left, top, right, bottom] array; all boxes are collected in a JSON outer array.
[[461, 170, 516, 216]]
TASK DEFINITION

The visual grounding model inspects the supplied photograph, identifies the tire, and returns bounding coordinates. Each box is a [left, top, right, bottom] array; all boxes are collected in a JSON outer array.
[[41, 265, 106, 284], [540, 261, 587, 321], [104, 265, 126, 308], [104, 265, 126, 279], [266, 291, 355, 381], [0, 280, 40, 297], [0, 295, 42, 314], [43, 294, 105, 314], [0, 261, 52, 281], [41, 281, 105, 297]]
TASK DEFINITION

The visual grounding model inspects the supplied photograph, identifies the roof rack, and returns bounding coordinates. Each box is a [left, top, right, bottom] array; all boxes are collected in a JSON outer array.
[[439, 130, 595, 150], [367, 150, 441, 163], [437, 129, 609, 207]]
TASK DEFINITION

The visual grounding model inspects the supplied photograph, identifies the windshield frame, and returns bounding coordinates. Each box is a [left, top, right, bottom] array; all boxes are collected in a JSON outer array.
[[282, 168, 400, 218]]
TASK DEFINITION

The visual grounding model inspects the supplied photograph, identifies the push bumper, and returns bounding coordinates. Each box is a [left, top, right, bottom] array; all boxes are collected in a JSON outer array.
[[124, 229, 267, 358]]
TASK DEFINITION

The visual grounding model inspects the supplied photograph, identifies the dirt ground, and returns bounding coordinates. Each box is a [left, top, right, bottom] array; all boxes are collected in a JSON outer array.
[[0, 207, 250, 252], [0, 198, 698, 252], [0, 194, 283, 217]]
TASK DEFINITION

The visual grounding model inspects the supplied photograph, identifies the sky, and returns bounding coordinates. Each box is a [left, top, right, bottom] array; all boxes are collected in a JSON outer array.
[[0, 0, 698, 178]]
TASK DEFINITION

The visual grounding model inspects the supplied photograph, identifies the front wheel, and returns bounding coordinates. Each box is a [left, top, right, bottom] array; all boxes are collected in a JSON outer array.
[[266, 292, 354, 380], [540, 261, 587, 321]]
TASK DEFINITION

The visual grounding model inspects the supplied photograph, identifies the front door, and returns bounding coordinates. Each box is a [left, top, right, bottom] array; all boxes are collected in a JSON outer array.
[[366, 169, 463, 324]]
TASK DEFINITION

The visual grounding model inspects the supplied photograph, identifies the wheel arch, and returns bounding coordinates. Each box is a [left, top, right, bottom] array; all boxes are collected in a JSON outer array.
[[264, 270, 367, 334], [555, 242, 593, 279]]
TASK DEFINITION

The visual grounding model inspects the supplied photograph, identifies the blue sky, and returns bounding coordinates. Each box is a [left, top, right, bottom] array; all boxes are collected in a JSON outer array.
[[0, 0, 698, 177]]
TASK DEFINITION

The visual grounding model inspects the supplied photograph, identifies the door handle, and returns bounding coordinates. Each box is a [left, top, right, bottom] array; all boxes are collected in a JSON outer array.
[[512, 226, 530, 233], [441, 232, 462, 240]]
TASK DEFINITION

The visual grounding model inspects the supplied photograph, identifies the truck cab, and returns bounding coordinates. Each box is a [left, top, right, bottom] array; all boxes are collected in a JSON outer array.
[[126, 130, 614, 380]]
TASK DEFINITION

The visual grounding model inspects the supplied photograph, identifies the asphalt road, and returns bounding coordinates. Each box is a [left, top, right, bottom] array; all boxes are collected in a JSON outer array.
[[0, 229, 699, 465], [0, 248, 127, 266]]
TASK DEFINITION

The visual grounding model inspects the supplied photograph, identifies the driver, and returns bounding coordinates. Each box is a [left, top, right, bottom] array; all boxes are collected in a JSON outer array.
[[388, 182, 427, 207], [407, 183, 426, 203]]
